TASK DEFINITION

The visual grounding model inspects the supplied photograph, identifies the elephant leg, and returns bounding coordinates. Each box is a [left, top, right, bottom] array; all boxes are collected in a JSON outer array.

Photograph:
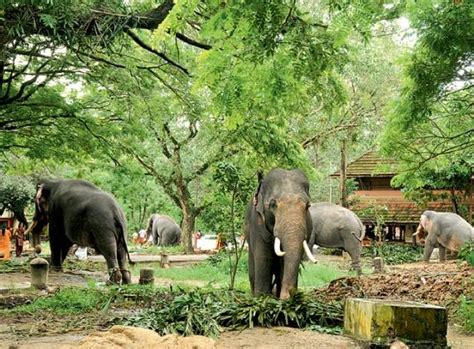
[[117, 244, 131, 284], [438, 244, 447, 262], [423, 235, 438, 262], [248, 249, 255, 294], [59, 240, 73, 265], [49, 236, 65, 272], [252, 245, 275, 296], [346, 247, 362, 275], [95, 237, 121, 284]]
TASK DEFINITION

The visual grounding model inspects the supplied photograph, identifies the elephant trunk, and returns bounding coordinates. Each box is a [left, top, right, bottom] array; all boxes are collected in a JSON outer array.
[[274, 199, 308, 300]]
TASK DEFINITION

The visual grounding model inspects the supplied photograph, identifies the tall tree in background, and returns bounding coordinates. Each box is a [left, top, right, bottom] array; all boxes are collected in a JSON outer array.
[[381, 1, 473, 221], [1, 1, 409, 250]]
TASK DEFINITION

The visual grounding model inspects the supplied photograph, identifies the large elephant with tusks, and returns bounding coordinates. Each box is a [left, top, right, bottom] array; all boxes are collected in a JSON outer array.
[[244, 169, 316, 300], [28, 179, 133, 284], [414, 210, 474, 262]]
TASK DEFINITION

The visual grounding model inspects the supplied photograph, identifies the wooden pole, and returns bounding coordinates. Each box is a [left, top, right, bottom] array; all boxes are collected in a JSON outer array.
[[340, 139, 348, 208]]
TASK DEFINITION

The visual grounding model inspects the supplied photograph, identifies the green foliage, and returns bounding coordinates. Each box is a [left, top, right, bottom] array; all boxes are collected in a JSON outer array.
[[125, 288, 223, 337], [124, 288, 343, 337], [0, 173, 35, 222], [458, 242, 474, 267], [13, 287, 109, 315], [456, 295, 474, 334], [380, 1, 474, 199], [0, 260, 30, 273], [362, 244, 423, 265]]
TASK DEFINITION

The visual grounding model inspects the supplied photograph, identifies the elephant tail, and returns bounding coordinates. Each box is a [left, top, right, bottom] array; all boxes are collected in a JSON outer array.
[[115, 216, 135, 266]]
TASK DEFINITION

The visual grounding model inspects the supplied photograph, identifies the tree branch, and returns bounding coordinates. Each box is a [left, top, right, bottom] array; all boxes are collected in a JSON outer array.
[[125, 28, 189, 75]]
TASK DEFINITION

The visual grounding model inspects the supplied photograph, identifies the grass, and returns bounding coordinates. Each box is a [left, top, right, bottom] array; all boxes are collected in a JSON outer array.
[[129, 251, 354, 292], [9, 286, 109, 315], [128, 243, 184, 255]]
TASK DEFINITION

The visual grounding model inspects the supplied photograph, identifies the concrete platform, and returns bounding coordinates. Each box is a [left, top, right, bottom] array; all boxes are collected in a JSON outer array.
[[344, 298, 448, 347]]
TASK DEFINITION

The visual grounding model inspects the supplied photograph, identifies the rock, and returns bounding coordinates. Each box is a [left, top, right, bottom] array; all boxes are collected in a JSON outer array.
[[61, 325, 216, 349], [344, 298, 447, 347]]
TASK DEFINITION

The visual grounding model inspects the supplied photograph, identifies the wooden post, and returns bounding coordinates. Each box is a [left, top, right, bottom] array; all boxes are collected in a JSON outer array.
[[373, 256, 384, 273], [340, 138, 348, 208], [139, 268, 155, 285], [160, 253, 170, 268]]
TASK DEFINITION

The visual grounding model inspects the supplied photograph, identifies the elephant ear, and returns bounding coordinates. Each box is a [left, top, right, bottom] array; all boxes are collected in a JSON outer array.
[[35, 184, 50, 205], [253, 171, 265, 223]]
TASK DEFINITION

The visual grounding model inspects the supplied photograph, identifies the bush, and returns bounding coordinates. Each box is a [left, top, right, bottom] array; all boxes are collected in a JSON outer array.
[[362, 243, 423, 265], [458, 242, 474, 266], [124, 288, 343, 337], [456, 296, 474, 334]]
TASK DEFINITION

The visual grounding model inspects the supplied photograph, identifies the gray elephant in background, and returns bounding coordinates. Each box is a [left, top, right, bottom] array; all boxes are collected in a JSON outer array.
[[146, 214, 181, 246], [308, 202, 365, 273], [414, 210, 474, 262], [28, 179, 132, 284]]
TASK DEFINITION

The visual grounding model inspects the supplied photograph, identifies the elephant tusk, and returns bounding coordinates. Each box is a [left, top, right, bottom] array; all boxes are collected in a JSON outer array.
[[412, 231, 420, 236], [351, 231, 362, 242], [274, 237, 285, 257], [303, 240, 317, 263], [24, 220, 37, 235]]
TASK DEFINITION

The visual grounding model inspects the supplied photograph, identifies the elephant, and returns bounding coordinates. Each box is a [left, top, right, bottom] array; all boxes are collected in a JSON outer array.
[[146, 214, 181, 246], [244, 168, 316, 300], [307, 202, 365, 273], [413, 210, 474, 262], [29, 179, 132, 284]]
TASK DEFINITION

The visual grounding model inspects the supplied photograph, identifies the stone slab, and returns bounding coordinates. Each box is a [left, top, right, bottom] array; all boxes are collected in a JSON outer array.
[[344, 298, 447, 347]]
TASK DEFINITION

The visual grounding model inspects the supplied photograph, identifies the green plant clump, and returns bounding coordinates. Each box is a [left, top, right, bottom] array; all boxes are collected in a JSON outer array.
[[124, 288, 343, 337], [13, 287, 109, 315], [362, 243, 423, 265], [458, 242, 474, 266], [456, 296, 474, 334]]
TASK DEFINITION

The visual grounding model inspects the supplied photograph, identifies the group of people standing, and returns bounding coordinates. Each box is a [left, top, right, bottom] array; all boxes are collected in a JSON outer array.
[[0, 223, 26, 260]]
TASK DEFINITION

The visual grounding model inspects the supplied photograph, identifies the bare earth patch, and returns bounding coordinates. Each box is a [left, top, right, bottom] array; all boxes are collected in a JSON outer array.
[[0, 258, 472, 348]]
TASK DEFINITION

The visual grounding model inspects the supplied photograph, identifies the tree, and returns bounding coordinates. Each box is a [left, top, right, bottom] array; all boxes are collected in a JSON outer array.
[[0, 172, 35, 225], [380, 1, 473, 221], [1, 1, 404, 252]]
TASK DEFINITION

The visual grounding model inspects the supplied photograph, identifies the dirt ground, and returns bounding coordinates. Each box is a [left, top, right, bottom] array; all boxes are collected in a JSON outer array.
[[0, 257, 472, 349]]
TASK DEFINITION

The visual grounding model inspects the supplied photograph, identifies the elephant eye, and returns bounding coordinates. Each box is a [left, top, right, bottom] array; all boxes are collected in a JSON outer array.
[[269, 199, 277, 209]]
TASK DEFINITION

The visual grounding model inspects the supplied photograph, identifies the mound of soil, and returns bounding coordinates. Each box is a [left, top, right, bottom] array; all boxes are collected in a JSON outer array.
[[61, 325, 216, 349], [312, 261, 473, 310]]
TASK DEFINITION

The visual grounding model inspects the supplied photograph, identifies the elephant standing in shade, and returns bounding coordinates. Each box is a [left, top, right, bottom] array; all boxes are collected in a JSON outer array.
[[414, 210, 474, 262], [146, 214, 181, 246], [307, 203, 365, 273], [29, 179, 132, 284], [244, 168, 316, 300]]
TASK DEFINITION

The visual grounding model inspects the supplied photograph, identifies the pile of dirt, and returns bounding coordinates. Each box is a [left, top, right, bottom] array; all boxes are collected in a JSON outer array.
[[60, 325, 216, 349], [312, 261, 473, 309]]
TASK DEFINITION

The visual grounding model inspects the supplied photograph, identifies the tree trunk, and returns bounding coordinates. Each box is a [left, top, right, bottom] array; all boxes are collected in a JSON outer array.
[[181, 205, 195, 254], [340, 139, 348, 208]]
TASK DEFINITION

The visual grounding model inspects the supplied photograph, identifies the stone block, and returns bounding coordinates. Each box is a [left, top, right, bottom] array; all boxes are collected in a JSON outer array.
[[344, 298, 447, 347]]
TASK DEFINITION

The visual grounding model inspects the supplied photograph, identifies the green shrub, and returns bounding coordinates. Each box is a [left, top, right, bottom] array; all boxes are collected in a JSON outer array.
[[124, 288, 343, 337], [456, 296, 474, 333], [362, 243, 423, 265], [458, 242, 474, 266]]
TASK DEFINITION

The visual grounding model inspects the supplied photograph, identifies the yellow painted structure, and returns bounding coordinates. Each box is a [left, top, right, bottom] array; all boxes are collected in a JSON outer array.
[[344, 298, 447, 346]]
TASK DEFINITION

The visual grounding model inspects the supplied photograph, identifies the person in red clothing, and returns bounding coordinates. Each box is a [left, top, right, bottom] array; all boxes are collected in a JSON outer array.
[[13, 223, 25, 257]]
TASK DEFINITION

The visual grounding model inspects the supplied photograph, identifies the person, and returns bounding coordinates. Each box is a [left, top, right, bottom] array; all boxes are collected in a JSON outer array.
[[0, 224, 12, 260], [137, 229, 147, 244], [13, 223, 25, 257]]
